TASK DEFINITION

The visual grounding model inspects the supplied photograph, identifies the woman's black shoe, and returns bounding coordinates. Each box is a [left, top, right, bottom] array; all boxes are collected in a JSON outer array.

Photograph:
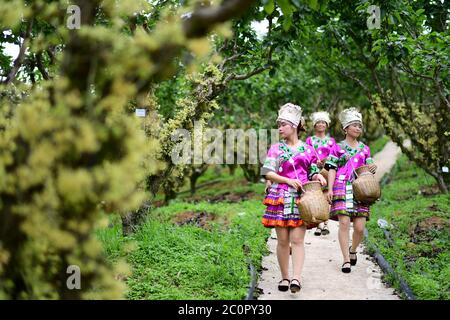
[[290, 279, 302, 293], [278, 279, 290, 291], [341, 262, 351, 273]]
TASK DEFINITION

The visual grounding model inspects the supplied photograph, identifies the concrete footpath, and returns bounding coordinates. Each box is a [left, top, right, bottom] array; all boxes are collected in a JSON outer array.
[[257, 141, 402, 300]]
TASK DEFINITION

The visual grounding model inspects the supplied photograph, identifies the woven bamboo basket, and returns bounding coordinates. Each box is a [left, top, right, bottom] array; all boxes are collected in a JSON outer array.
[[297, 181, 329, 224], [319, 168, 329, 181], [352, 165, 381, 204]]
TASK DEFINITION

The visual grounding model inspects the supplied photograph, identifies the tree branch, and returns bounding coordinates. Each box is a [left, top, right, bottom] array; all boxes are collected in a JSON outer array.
[[230, 65, 271, 81], [2, 19, 34, 85], [183, 0, 255, 38], [399, 61, 433, 80], [219, 53, 243, 71], [322, 59, 372, 100], [433, 65, 450, 111], [36, 52, 50, 80], [327, 95, 340, 113], [391, 65, 409, 108], [46, 47, 57, 65], [218, 38, 229, 52]]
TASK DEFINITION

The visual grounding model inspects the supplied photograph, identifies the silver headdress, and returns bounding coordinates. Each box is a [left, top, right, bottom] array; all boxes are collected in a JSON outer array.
[[339, 107, 363, 129], [311, 111, 331, 126], [277, 103, 303, 127]]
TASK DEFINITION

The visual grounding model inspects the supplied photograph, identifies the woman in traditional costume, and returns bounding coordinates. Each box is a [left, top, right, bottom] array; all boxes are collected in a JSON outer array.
[[325, 108, 377, 273], [305, 111, 337, 236], [261, 103, 326, 292]]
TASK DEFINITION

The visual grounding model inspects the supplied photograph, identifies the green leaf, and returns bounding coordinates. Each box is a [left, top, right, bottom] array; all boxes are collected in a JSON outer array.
[[282, 15, 292, 31], [416, 9, 425, 16], [269, 68, 276, 77], [388, 15, 396, 25], [291, 0, 302, 9], [378, 56, 388, 67], [264, 0, 275, 15], [277, 0, 293, 16], [308, 0, 319, 11]]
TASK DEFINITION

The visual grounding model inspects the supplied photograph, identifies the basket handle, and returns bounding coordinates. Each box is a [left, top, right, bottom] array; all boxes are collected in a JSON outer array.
[[359, 172, 372, 177], [289, 158, 306, 193], [311, 142, 322, 164], [348, 155, 358, 180]]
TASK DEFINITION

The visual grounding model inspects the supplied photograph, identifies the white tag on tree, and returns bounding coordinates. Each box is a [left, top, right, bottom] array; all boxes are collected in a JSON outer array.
[[135, 109, 146, 117], [442, 166, 449, 173]]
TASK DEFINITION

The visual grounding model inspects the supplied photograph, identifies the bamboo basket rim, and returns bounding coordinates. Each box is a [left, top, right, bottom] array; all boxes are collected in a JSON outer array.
[[302, 181, 322, 186], [355, 165, 373, 176]]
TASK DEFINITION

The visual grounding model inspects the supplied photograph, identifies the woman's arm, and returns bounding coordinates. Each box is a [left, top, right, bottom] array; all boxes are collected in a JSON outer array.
[[312, 173, 327, 186], [264, 179, 272, 193], [266, 172, 302, 191], [326, 169, 336, 204], [362, 145, 377, 174], [316, 159, 325, 167]]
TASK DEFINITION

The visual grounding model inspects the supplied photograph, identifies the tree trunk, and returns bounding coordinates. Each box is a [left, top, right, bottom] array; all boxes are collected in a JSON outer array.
[[240, 164, 260, 183], [228, 164, 237, 176], [121, 212, 135, 237], [435, 172, 449, 194], [164, 189, 176, 204], [190, 174, 199, 195], [121, 202, 151, 236]]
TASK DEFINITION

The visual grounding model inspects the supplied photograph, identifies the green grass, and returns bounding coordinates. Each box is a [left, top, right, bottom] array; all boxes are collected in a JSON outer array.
[[97, 169, 270, 299], [369, 135, 390, 155], [367, 155, 450, 300], [96, 216, 127, 261]]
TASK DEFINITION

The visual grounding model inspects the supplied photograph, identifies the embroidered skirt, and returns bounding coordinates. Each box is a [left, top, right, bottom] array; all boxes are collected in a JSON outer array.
[[262, 186, 316, 229], [329, 180, 370, 221]]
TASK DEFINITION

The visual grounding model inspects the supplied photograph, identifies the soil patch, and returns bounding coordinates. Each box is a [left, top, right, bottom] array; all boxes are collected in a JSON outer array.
[[409, 216, 449, 244], [419, 185, 441, 196], [172, 211, 219, 229]]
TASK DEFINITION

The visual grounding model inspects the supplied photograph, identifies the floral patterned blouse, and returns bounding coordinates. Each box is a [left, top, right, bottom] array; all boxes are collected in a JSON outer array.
[[261, 140, 320, 190], [305, 135, 338, 162], [325, 141, 374, 183]]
